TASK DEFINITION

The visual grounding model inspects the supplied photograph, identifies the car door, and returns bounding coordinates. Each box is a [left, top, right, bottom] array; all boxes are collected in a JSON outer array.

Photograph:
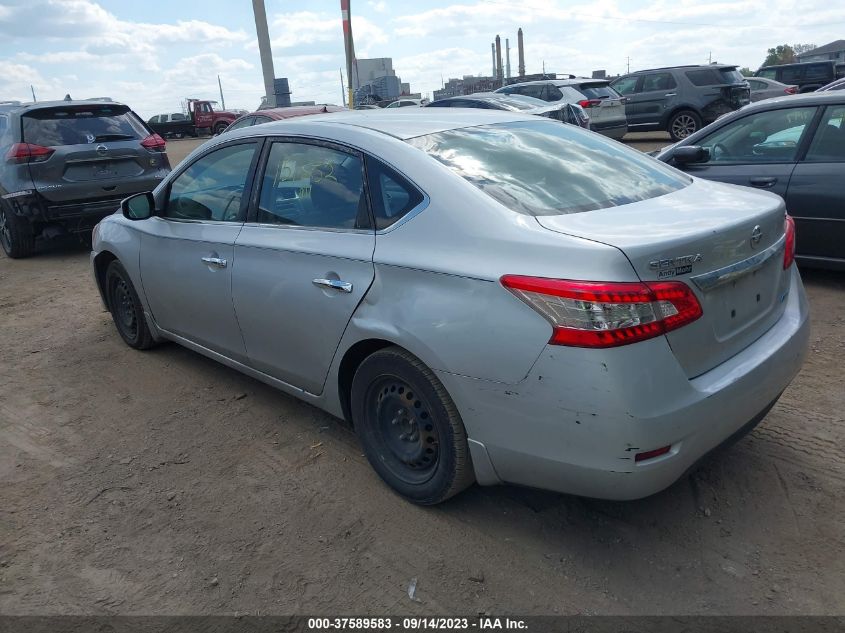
[[629, 72, 678, 127], [138, 140, 260, 362], [785, 104, 845, 262], [675, 105, 818, 197], [232, 139, 375, 394], [610, 75, 642, 125]]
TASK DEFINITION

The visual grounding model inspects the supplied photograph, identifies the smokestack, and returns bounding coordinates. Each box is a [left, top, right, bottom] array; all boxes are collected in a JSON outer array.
[[491, 42, 496, 78], [506, 38, 511, 79], [495, 35, 503, 82], [517, 28, 525, 77]]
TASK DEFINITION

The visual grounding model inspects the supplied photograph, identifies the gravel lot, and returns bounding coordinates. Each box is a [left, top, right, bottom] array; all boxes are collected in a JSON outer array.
[[1, 137, 843, 616]]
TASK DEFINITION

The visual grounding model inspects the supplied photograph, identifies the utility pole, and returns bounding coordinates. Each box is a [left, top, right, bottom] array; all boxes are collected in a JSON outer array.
[[252, 0, 276, 108], [626, 56, 630, 73], [340, 0, 357, 110], [217, 75, 226, 110], [30, 85, 37, 103], [340, 68, 346, 106], [505, 38, 511, 79]]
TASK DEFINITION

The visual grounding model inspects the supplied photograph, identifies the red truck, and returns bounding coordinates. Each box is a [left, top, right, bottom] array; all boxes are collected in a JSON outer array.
[[147, 99, 239, 138]]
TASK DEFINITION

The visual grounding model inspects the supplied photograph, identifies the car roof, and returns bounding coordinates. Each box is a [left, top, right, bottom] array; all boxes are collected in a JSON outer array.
[[503, 78, 605, 87], [625, 64, 737, 75], [3, 99, 127, 112], [736, 90, 845, 110], [226, 109, 539, 141], [248, 105, 347, 120]]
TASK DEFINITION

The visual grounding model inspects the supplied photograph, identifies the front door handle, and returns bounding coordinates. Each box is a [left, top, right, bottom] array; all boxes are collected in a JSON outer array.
[[201, 256, 227, 268], [749, 176, 778, 188], [312, 278, 353, 293], [664, 93, 677, 97]]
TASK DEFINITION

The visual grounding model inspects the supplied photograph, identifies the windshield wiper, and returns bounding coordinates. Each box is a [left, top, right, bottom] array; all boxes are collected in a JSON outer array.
[[94, 134, 135, 142]]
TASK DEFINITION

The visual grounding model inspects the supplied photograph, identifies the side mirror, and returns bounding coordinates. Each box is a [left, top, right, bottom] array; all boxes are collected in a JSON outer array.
[[121, 192, 155, 220], [672, 145, 710, 164]]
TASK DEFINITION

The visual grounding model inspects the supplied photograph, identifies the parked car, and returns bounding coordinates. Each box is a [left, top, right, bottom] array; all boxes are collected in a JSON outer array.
[[746, 77, 798, 101], [0, 99, 169, 258], [817, 77, 845, 92], [92, 109, 808, 504], [148, 113, 193, 138], [425, 93, 589, 128], [224, 105, 347, 133], [656, 91, 845, 270], [755, 61, 843, 93], [147, 99, 239, 138], [385, 99, 423, 108], [611, 65, 750, 141], [495, 78, 627, 139]]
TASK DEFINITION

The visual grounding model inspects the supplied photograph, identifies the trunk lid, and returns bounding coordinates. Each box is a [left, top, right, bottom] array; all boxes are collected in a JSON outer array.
[[536, 178, 791, 377], [22, 104, 162, 203]]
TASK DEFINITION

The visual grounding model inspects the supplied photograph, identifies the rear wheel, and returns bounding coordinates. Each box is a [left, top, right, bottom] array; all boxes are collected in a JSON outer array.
[[0, 205, 35, 258], [106, 260, 155, 350], [668, 110, 702, 141], [351, 347, 474, 504], [213, 122, 229, 135]]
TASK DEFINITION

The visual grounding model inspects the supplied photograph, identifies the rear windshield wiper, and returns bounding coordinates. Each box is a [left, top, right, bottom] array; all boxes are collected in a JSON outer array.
[[94, 134, 135, 142]]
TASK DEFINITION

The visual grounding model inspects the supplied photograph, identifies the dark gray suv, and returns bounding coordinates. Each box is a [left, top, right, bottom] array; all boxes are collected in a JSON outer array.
[[611, 65, 750, 141], [0, 99, 170, 258]]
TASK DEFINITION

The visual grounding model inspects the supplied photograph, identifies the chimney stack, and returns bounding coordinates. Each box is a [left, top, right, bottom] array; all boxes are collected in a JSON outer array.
[[517, 28, 525, 77], [506, 38, 511, 79], [495, 35, 503, 82], [491, 42, 496, 78]]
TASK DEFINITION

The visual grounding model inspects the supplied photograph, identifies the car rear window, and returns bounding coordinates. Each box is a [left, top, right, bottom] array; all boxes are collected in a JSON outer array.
[[407, 120, 690, 216], [575, 82, 622, 100], [22, 105, 148, 147]]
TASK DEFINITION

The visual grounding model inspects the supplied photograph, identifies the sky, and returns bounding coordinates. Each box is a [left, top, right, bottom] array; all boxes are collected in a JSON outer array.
[[2, 0, 845, 118]]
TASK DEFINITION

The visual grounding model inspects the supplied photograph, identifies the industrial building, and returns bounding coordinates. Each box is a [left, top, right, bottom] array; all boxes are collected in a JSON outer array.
[[353, 57, 419, 105]]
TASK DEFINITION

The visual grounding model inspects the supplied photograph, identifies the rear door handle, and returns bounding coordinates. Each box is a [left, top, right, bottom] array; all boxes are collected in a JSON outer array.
[[201, 256, 227, 268], [749, 177, 777, 188], [664, 93, 677, 97], [312, 278, 353, 293]]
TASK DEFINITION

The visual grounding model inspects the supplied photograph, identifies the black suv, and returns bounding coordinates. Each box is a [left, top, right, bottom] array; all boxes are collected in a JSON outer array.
[[610, 65, 750, 141], [0, 99, 170, 258], [755, 61, 845, 93]]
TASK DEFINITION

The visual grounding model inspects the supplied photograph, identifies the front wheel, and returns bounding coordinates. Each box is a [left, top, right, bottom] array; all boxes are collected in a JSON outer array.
[[351, 347, 475, 504], [106, 260, 156, 350], [668, 110, 702, 141], [213, 122, 229, 135]]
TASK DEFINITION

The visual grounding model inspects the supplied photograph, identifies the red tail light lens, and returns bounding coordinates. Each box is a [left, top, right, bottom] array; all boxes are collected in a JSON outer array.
[[5, 143, 55, 164], [783, 215, 796, 269], [635, 445, 672, 462], [140, 133, 166, 152], [577, 99, 602, 108], [785, 86, 798, 94], [500, 276, 703, 348]]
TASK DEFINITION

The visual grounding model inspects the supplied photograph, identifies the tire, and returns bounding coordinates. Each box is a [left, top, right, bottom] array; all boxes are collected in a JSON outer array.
[[213, 122, 229, 135], [351, 347, 475, 504], [105, 260, 155, 350], [668, 109, 702, 141], [0, 205, 35, 258]]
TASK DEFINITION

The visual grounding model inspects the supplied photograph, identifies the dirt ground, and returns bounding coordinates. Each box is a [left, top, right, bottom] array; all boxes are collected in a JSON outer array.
[[1, 137, 843, 616]]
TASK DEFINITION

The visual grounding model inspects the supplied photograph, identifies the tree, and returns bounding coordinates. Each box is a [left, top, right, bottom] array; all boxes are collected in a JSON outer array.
[[763, 45, 795, 67], [793, 43, 817, 57], [739, 67, 754, 77]]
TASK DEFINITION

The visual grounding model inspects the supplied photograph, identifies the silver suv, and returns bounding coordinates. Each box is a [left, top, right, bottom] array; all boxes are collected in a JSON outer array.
[[496, 78, 628, 139], [0, 99, 170, 258]]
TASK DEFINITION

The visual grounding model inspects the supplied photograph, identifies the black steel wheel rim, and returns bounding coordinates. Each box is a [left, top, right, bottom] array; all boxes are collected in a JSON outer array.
[[0, 210, 11, 251], [112, 277, 138, 340], [367, 375, 440, 485]]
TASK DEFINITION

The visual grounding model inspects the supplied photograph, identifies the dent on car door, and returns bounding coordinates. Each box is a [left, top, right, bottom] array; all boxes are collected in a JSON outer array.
[[785, 104, 845, 262], [232, 139, 376, 394], [677, 106, 818, 197], [139, 141, 259, 361]]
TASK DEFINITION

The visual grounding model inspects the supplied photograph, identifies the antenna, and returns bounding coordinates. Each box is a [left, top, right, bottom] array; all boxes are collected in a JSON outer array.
[[30, 85, 37, 103], [626, 56, 631, 73]]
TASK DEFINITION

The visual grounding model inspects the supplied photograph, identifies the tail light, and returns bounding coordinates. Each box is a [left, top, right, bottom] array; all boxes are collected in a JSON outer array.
[[785, 86, 798, 95], [578, 99, 602, 108], [5, 143, 54, 164], [140, 133, 166, 152], [500, 276, 703, 348], [783, 215, 796, 269]]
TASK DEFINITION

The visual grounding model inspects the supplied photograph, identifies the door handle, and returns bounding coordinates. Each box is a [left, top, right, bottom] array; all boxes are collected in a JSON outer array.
[[201, 256, 227, 268], [749, 177, 778, 188], [664, 93, 677, 97], [312, 278, 353, 293]]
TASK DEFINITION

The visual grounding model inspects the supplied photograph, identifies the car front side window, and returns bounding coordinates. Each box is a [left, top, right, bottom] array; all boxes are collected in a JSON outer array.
[[611, 76, 638, 95], [256, 141, 368, 230], [165, 143, 257, 222], [804, 105, 845, 162], [697, 107, 817, 164]]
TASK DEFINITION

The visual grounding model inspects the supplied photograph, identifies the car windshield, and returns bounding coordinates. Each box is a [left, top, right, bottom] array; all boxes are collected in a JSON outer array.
[[408, 120, 690, 215], [22, 105, 147, 146]]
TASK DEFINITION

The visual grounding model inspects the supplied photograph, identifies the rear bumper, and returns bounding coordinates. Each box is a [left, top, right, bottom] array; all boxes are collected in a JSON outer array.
[[4, 190, 136, 232], [438, 266, 810, 500], [591, 121, 628, 139]]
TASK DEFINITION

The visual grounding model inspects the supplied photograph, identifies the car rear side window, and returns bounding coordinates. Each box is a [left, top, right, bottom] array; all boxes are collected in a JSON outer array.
[[805, 105, 845, 162], [641, 73, 677, 91], [685, 69, 722, 86], [22, 105, 148, 146], [577, 83, 624, 99], [408, 120, 690, 216], [365, 157, 424, 230]]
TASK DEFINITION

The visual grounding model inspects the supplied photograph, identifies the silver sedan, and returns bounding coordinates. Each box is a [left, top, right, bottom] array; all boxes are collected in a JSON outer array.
[[91, 110, 809, 504]]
